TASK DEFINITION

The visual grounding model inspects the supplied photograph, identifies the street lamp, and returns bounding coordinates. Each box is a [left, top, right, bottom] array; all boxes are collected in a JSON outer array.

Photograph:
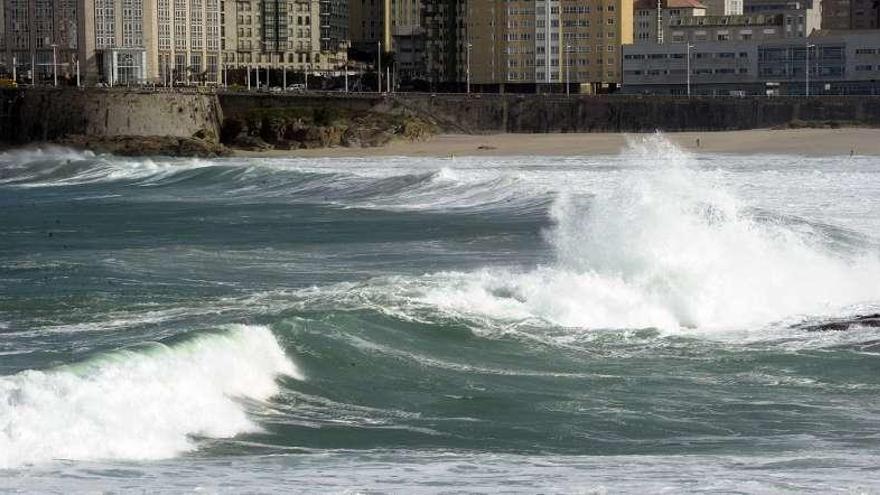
[[565, 44, 571, 97], [377, 41, 383, 94], [51, 44, 58, 87], [466, 42, 472, 94], [686, 43, 694, 97], [805, 42, 816, 97]]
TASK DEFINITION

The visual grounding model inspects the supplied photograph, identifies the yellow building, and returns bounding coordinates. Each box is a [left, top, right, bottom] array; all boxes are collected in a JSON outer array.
[[446, 0, 634, 92]]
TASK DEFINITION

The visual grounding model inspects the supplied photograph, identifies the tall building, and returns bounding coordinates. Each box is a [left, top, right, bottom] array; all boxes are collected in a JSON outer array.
[[319, 0, 348, 53], [823, 0, 880, 28], [822, 0, 851, 28], [349, 0, 388, 52], [222, 0, 347, 80], [422, 0, 459, 87], [701, 0, 743, 15], [78, 0, 153, 84], [349, 0, 425, 81], [424, 0, 634, 93], [743, 0, 821, 37], [848, 0, 880, 27], [392, 0, 421, 30], [0, 1, 5, 70], [634, 0, 707, 43], [1, 0, 80, 81], [153, 0, 222, 83]]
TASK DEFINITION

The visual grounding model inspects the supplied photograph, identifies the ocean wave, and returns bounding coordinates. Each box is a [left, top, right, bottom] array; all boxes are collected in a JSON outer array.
[[243, 135, 880, 334], [0, 325, 299, 468], [0, 149, 547, 212]]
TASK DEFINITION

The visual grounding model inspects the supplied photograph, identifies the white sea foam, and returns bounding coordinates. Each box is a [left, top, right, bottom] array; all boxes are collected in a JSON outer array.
[[410, 135, 880, 331], [0, 325, 299, 468]]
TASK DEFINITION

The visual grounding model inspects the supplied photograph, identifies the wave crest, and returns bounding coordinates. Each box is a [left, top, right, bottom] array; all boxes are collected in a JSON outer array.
[[0, 325, 299, 468]]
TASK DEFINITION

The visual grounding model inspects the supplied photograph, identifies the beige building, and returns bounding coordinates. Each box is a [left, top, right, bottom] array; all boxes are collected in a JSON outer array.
[[455, 0, 634, 92], [221, 0, 346, 83], [3, 0, 345, 85], [79, 0, 154, 84], [153, 0, 221, 83]]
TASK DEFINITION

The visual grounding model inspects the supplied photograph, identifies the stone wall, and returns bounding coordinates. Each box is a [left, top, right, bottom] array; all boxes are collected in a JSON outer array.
[[220, 93, 880, 134], [2, 89, 879, 148], [0, 88, 223, 144], [390, 94, 880, 133]]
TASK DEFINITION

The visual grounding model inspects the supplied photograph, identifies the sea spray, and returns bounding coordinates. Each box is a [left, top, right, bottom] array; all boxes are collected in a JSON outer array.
[[0, 325, 299, 468], [412, 135, 880, 331]]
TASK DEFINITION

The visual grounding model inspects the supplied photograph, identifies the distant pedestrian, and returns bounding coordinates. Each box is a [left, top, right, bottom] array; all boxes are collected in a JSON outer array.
[[850, 149, 854, 157], [696, 138, 701, 148]]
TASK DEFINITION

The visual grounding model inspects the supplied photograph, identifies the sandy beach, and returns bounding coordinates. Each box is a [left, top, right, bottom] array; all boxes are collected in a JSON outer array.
[[234, 128, 880, 158]]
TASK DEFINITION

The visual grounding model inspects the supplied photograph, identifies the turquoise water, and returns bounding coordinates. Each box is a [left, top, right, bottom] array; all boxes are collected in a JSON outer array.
[[2, 138, 880, 493]]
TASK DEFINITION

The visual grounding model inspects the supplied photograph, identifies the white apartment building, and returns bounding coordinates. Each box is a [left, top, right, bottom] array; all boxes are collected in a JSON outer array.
[[154, 0, 222, 83], [222, 0, 345, 78]]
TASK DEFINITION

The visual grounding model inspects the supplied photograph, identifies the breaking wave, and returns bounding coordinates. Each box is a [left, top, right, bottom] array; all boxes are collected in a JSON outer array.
[[277, 135, 880, 332], [0, 325, 299, 468]]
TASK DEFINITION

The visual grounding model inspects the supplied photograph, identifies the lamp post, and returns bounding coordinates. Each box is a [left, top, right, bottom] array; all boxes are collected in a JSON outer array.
[[377, 41, 382, 93], [466, 42, 472, 94], [567, 44, 573, 96], [51, 44, 58, 86], [805, 42, 815, 97], [12, 56, 16, 84], [686, 43, 694, 97]]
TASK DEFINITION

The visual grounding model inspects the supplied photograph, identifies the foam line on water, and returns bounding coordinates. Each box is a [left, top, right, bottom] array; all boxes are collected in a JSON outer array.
[[0, 325, 299, 468]]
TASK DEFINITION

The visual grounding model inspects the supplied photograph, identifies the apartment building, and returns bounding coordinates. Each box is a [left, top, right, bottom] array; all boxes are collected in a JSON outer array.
[[80, 0, 154, 84], [665, 13, 787, 42], [349, 0, 388, 51], [153, 0, 222, 83], [702, 0, 742, 15], [848, 0, 880, 28], [319, 0, 348, 53], [1, 0, 81, 81], [422, 0, 459, 87], [424, 0, 634, 93], [222, 0, 346, 80], [634, 0, 707, 43], [823, 0, 880, 29], [743, 0, 820, 37]]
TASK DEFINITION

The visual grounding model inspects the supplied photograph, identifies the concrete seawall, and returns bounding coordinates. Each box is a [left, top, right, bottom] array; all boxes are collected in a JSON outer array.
[[2, 89, 879, 147], [391, 94, 880, 133], [219, 92, 880, 135], [1, 88, 223, 144]]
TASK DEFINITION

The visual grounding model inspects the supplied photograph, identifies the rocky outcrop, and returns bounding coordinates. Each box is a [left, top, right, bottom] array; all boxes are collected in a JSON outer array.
[[57, 134, 230, 157], [219, 106, 437, 151]]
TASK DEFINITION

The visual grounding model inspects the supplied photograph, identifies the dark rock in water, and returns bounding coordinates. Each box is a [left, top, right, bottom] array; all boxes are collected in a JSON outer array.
[[802, 314, 880, 332]]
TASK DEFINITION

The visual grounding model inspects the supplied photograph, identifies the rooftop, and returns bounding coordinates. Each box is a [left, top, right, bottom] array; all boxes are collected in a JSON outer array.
[[635, 0, 708, 10]]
